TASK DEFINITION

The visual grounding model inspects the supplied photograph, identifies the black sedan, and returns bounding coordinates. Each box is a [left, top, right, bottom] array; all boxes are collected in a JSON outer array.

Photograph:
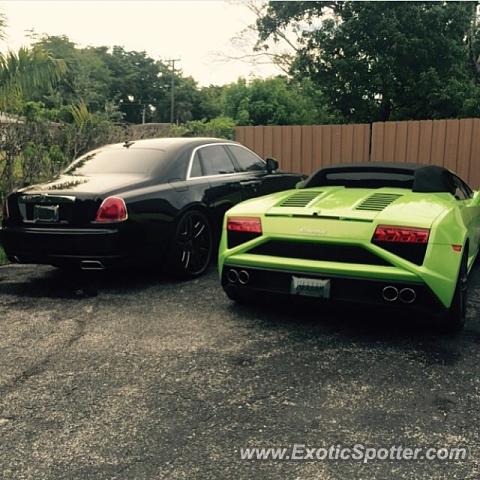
[[0, 137, 303, 278]]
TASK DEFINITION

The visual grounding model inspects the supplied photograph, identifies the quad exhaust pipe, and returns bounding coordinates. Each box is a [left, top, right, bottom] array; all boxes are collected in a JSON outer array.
[[382, 286, 416, 303], [226, 268, 250, 285]]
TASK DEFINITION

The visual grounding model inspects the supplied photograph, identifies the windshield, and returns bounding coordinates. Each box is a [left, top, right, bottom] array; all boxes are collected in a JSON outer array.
[[63, 148, 166, 176]]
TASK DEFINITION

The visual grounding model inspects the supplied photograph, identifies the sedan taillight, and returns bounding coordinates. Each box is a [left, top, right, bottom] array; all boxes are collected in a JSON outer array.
[[373, 225, 430, 244], [95, 197, 128, 223]]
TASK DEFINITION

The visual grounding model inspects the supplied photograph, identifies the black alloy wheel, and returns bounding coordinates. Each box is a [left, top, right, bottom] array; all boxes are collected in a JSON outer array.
[[170, 210, 212, 279]]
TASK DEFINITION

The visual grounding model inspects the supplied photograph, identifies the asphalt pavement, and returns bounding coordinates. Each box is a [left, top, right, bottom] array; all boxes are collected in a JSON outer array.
[[0, 263, 479, 479]]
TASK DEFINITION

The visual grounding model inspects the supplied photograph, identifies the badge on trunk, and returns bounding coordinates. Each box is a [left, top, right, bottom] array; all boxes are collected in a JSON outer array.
[[33, 204, 60, 222]]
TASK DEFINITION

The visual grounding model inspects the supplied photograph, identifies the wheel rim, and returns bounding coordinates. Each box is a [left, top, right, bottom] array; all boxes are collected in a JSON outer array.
[[176, 212, 212, 275]]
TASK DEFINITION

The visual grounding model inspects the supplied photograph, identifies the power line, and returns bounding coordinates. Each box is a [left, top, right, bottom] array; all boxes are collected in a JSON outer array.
[[165, 58, 180, 124]]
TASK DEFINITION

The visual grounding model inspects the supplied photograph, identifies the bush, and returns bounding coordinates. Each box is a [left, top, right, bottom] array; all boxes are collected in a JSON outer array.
[[183, 116, 236, 139]]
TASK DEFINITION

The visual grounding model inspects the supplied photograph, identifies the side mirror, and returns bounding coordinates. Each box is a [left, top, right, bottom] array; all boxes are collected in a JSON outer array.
[[265, 157, 279, 173]]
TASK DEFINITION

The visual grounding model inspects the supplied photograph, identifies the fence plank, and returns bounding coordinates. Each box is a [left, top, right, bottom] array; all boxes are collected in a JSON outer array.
[[291, 126, 302, 173], [253, 126, 264, 158], [244, 126, 255, 151], [431, 120, 446, 167], [395, 121, 408, 162], [418, 120, 433, 164], [263, 126, 274, 159], [457, 119, 473, 181], [331, 125, 342, 164], [371, 123, 384, 162], [444, 119, 460, 171], [235, 127, 245, 145], [469, 119, 480, 189], [383, 122, 397, 162], [406, 121, 420, 163], [301, 125, 313, 174], [341, 124, 354, 163], [321, 125, 332, 168], [272, 126, 283, 163], [352, 124, 367, 162], [281, 125, 293, 171]]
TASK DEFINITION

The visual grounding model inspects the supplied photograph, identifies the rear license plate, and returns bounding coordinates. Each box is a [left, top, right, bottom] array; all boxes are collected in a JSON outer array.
[[33, 205, 60, 223], [291, 276, 331, 299]]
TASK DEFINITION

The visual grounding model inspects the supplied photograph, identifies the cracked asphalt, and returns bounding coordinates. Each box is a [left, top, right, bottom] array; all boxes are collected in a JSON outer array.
[[0, 263, 479, 479]]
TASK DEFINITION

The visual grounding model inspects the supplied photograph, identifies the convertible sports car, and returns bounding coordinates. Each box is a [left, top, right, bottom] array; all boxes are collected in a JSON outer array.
[[0, 137, 303, 277], [219, 163, 480, 330]]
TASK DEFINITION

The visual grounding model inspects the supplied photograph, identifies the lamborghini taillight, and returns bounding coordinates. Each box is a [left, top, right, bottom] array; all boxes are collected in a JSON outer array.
[[227, 217, 262, 248], [227, 217, 262, 234], [372, 225, 429, 265], [373, 225, 430, 244]]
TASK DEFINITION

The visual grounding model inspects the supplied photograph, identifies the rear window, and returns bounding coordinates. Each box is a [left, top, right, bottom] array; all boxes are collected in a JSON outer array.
[[63, 148, 166, 176]]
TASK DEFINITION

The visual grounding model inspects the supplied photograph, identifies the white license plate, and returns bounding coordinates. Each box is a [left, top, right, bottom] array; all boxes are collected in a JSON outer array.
[[34, 205, 60, 222], [291, 276, 331, 299]]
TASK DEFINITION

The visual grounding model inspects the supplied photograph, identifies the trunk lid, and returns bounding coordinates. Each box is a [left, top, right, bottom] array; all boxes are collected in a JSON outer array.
[[10, 173, 148, 226]]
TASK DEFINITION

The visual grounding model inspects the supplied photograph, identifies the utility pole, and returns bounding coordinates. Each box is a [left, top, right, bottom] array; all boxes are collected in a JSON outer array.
[[166, 58, 180, 124]]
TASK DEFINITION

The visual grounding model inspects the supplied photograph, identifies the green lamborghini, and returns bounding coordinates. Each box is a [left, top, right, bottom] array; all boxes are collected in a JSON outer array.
[[218, 163, 480, 331]]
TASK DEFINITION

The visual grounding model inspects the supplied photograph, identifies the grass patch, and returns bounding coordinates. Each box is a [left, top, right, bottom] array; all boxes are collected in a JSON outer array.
[[0, 246, 8, 265]]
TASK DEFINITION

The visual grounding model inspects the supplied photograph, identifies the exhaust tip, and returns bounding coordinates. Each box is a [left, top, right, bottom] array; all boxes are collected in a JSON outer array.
[[227, 268, 239, 283], [382, 286, 398, 302], [238, 270, 250, 285], [399, 288, 416, 304], [80, 260, 105, 271]]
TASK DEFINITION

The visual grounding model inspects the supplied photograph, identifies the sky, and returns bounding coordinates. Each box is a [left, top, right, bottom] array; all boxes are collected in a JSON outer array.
[[0, 0, 282, 86]]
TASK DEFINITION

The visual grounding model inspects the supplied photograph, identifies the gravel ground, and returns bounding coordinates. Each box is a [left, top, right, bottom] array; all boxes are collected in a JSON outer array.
[[0, 263, 479, 479]]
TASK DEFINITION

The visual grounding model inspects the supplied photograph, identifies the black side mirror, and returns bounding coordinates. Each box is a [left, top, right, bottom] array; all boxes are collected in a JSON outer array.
[[265, 157, 279, 173]]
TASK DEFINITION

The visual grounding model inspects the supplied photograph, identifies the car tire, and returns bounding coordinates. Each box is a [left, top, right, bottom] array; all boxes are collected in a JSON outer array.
[[441, 250, 468, 333], [168, 209, 213, 279]]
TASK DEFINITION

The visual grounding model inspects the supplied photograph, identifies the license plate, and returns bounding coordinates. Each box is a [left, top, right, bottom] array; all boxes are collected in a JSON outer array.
[[33, 204, 60, 222], [291, 276, 331, 299]]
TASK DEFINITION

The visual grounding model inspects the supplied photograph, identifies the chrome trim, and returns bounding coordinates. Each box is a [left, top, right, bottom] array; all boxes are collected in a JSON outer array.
[[18, 194, 76, 203], [399, 288, 416, 304], [238, 270, 250, 285], [382, 286, 398, 302], [186, 142, 266, 181], [227, 268, 239, 283], [80, 260, 105, 271]]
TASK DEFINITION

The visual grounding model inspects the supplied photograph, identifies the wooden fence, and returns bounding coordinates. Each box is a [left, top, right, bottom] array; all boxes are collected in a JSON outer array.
[[235, 118, 480, 188]]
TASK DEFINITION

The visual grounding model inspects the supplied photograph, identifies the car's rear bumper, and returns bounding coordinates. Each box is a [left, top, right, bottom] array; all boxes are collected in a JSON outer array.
[[221, 263, 447, 315], [0, 226, 128, 268]]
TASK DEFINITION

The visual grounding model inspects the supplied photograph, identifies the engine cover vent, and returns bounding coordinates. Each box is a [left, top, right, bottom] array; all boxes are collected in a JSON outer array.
[[279, 191, 322, 208], [355, 193, 403, 212]]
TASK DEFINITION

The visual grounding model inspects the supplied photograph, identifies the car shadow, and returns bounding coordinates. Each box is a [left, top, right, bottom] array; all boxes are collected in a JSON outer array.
[[225, 288, 480, 367], [0, 265, 181, 300]]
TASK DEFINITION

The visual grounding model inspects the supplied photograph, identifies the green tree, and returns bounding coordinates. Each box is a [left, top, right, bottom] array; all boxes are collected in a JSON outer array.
[[0, 46, 66, 112], [257, 1, 480, 122], [223, 76, 337, 125]]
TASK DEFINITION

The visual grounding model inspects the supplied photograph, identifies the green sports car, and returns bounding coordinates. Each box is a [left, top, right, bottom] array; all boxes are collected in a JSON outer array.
[[218, 163, 480, 331]]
